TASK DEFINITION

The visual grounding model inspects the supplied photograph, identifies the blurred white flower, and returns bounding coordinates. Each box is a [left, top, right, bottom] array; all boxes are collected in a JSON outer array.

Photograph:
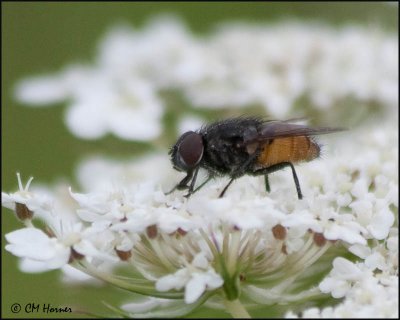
[[65, 76, 163, 140], [16, 64, 164, 141], [177, 115, 205, 135], [75, 153, 174, 191], [14, 17, 398, 140]]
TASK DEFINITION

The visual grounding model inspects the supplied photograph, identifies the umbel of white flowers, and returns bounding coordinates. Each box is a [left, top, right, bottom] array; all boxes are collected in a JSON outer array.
[[2, 124, 398, 318], [3, 174, 339, 317]]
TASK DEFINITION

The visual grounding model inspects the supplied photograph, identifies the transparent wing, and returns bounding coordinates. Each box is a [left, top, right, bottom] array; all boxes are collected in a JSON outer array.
[[245, 121, 346, 144]]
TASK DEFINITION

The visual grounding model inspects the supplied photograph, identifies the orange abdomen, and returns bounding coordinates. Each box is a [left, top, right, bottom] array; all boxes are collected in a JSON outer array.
[[257, 136, 320, 168]]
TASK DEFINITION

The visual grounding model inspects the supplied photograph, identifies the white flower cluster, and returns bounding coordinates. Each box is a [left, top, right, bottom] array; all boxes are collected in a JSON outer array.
[[2, 121, 397, 317], [14, 16, 398, 140], [286, 242, 398, 318]]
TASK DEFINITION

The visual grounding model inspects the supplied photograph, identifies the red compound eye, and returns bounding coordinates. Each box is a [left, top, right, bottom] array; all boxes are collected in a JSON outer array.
[[178, 132, 204, 168]]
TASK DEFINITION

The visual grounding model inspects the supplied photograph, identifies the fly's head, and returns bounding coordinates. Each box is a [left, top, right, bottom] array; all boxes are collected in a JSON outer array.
[[170, 131, 204, 173]]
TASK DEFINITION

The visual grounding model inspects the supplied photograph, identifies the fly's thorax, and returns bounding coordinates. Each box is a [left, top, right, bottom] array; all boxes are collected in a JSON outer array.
[[256, 136, 320, 167], [201, 132, 255, 175]]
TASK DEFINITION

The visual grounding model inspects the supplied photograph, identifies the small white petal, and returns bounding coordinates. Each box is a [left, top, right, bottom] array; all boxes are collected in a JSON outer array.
[[65, 102, 108, 139], [192, 252, 209, 270], [365, 252, 386, 271], [350, 200, 373, 224], [319, 277, 335, 293], [319, 278, 350, 298], [368, 208, 394, 240], [6, 228, 59, 260], [351, 178, 369, 198], [5, 228, 70, 269], [156, 269, 189, 292], [15, 75, 68, 105], [19, 258, 54, 273], [336, 192, 352, 207], [386, 236, 398, 253], [324, 224, 366, 245], [332, 257, 363, 281], [302, 307, 322, 318], [61, 265, 99, 284], [185, 273, 207, 304], [348, 244, 370, 259]]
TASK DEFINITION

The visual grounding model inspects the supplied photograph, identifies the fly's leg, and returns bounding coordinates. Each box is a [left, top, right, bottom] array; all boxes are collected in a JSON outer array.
[[168, 168, 211, 198], [186, 176, 212, 198], [255, 162, 303, 199], [165, 170, 194, 195], [264, 174, 271, 193], [219, 178, 235, 198], [219, 147, 262, 198], [184, 167, 201, 198]]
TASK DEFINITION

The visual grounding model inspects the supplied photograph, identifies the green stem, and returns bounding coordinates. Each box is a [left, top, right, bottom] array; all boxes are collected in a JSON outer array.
[[224, 299, 251, 318], [73, 261, 183, 299], [218, 252, 239, 300]]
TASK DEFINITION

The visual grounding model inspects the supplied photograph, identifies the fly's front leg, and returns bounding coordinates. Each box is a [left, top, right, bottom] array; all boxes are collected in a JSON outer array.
[[185, 176, 212, 198], [184, 167, 200, 198], [165, 170, 194, 195]]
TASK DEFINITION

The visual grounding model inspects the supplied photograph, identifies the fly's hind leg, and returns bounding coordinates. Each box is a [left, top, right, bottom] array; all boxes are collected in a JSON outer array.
[[255, 162, 303, 199], [264, 174, 271, 193]]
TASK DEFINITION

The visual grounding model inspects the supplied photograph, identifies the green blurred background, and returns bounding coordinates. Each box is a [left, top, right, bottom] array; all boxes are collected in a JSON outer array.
[[2, 2, 398, 318]]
